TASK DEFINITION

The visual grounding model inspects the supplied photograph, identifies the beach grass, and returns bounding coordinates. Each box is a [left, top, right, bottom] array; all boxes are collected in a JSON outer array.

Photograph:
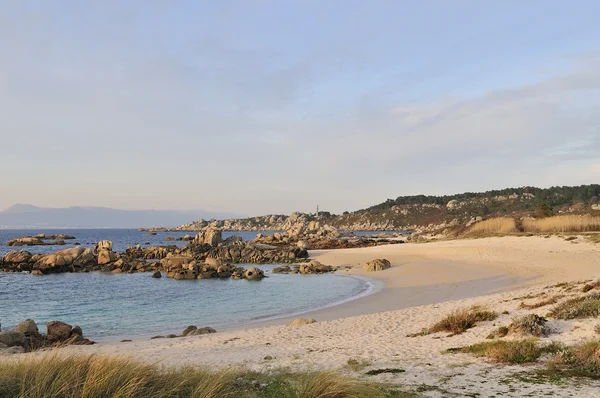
[[464, 218, 518, 236], [522, 215, 600, 233], [0, 354, 400, 398], [546, 340, 600, 378], [429, 305, 497, 335], [448, 339, 565, 365]]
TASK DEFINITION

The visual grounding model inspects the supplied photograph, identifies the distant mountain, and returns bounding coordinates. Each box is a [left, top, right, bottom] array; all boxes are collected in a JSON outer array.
[[0, 204, 243, 229]]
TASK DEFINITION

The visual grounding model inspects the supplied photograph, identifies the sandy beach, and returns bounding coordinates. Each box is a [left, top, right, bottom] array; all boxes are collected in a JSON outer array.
[[22, 236, 600, 396]]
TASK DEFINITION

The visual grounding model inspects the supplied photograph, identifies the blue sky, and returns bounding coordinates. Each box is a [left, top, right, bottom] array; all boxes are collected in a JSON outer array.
[[1, 1, 599, 215]]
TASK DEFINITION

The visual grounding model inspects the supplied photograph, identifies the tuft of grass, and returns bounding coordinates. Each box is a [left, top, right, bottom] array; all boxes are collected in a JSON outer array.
[[295, 371, 385, 398], [0, 354, 393, 398], [522, 215, 600, 233], [519, 295, 564, 310], [549, 293, 600, 320], [448, 339, 567, 365], [464, 218, 517, 236], [547, 340, 600, 378], [429, 305, 498, 335]]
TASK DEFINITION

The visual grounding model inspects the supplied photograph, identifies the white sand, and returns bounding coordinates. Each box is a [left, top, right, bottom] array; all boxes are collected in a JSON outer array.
[[20, 236, 600, 396]]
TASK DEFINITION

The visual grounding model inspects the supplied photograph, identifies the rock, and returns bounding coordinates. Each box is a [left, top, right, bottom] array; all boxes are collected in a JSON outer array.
[[13, 319, 39, 335], [272, 265, 291, 273], [182, 325, 197, 336], [363, 259, 391, 272], [205, 257, 221, 268], [4, 250, 32, 264], [298, 260, 335, 274], [287, 318, 317, 327], [31, 269, 44, 275], [94, 240, 113, 255], [152, 271, 162, 278], [71, 325, 83, 337], [188, 327, 217, 336], [244, 267, 264, 280], [296, 240, 310, 250], [0, 331, 27, 349], [97, 249, 117, 265], [46, 321, 73, 343], [165, 237, 175, 241]]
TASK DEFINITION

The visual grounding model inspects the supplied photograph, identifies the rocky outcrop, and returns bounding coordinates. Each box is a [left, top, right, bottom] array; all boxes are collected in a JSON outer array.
[[6, 234, 76, 247], [297, 260, 335, 274], [0, 319, 93, 355], [193, 229, 222, 246], [363, 258, 391, 272]]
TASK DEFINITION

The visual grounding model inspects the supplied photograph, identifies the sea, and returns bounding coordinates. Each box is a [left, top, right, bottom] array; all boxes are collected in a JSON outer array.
[[0, 229, 375, 341]]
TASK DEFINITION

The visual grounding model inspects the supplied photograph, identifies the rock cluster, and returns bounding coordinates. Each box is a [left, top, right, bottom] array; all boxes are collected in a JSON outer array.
[[0, 319, 94, 355], [161, 256, 265, 281], [272, 260, 335, 275], [6, 234, 76, 247], [363, 258, 391, 272]]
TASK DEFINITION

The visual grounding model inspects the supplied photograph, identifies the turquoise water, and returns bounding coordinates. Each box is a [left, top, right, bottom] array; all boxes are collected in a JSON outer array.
[[0, 266, 371, 341], [0, 229, 374, 340]]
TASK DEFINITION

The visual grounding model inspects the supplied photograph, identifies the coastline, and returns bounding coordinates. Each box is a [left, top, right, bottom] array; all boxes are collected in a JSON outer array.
[[9, 235, 600, 396]]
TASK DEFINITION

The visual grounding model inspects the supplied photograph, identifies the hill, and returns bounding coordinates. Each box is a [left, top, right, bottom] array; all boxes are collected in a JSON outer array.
[[0, 204, 242, 229], [172, 185, 600, 232]]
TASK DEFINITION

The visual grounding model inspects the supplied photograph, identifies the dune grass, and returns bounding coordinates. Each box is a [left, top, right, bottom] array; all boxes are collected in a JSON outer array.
[[519, 295, 564, 310], [549, 293, 600, 320], [429, 305, 497, 335], [0, 354, 395, 398], [464, 218, 518, 236], [547, 340, 600, 378], [522, 215, 600, 233], [448, 339, 565, 365]]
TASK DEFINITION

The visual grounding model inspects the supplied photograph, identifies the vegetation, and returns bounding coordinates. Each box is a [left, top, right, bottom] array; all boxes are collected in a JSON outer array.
[[0, 354, 402, 398], [345, 358, 372, 372], [448, 339, 564, 365], [464, 217, 517, 235], [522, 215, 600, 233], [549, 293, 600, 320], [429, 306, 497, 335], [547, 340, 600, 378], [507, 314, 548, 337], [362, 185, 600, 212]]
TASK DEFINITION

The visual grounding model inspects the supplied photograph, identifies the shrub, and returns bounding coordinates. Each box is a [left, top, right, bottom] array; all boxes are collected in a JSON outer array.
[[549, 293, 600, 320], [519, 295, 564, 310], [429, 306, 498, 335], [508, 314, 549, 337]]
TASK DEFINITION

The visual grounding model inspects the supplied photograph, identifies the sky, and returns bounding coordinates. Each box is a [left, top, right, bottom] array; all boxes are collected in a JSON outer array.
[[0, 0, 599, 216]]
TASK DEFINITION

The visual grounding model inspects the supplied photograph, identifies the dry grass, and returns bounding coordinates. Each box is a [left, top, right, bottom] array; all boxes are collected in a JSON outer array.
[[0, 354, 390, 398], [429, 305, 497, 335], [449, 339, 543, 364], [549, 293, 600, 320], [582, 280, 600, 293], [547, 340, 600, 378], [464, 218, 517, 236], [522, 215, 600, 233], [519, 295, 564, 310]]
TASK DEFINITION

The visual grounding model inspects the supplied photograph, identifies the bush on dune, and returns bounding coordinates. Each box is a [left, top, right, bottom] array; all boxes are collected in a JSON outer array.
[[429, 305, 498, 335]]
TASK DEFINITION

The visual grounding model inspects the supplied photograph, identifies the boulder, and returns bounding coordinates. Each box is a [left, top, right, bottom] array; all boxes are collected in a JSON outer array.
[[13, 319, 39, 335], [287, 318, 317, 327], [0, 331, 27, 348], [296, 240, 310, 250], [363, 259, 391, 272], [46, 321, 73, 343], [4, 250, 32, 264], [152, 271, 162, 278], [97, 249, 118, 265], [94, 240, 113, 255], [188, 327, 216, 336], [182, 325, 197, 336], [205, 257, 221, 268], [244, 267, 264, 280], [272, 265, 291, 273]]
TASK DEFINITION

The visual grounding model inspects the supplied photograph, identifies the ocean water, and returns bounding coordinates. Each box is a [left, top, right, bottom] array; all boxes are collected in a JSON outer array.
[[0, 229, 373, 341]]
